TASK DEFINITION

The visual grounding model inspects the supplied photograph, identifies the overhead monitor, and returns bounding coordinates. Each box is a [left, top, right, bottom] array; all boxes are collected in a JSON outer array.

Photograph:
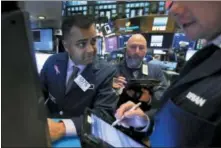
[[118, 34, 132, 49], [32, 28, 53, 52], [130, 9, 136, 18], [144, 33, 174, 49], [65, 1, 87, 6], [106, 11, 111, 20], [105, 36, 118, 53], [150, 35, 164, 47], [159, 1, 165, 6], [96, 37, 103, 55], [172, 33, 196, 49], [152, 17, 168, 31]]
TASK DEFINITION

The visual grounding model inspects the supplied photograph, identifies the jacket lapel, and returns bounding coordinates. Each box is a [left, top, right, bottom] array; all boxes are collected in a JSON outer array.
[[54, 52, 68, 98]]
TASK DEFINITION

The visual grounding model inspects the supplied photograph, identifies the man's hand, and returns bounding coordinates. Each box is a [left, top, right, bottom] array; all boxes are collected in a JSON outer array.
[[139, 88, 152, 103], [47, 119, 66, 142], [115, 101, 149, 128], [112, 76, 127, 89]]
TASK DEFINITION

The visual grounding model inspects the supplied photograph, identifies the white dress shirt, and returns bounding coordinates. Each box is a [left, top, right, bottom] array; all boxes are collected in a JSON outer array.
[[211, 34, 221, 48], [62, 57, 86, 136]]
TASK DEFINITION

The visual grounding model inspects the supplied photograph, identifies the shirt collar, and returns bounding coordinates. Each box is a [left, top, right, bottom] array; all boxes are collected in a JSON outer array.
[[67, 57, 86, 72], [208, 34, 221, 49]]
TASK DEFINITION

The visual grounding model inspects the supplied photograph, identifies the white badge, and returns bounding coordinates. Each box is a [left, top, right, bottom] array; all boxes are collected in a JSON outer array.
[[142, 64, 148, 75], [74, 75, 91, 92]]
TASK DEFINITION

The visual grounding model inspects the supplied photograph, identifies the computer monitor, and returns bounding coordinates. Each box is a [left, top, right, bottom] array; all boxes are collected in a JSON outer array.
[[118, 34, 132, 49], [152, 17, 168, 31], [105, 36, 118, 53], [172, 33, 196, 49], [2, 10, 50, 147], [144, 33, 174, 49], [150, 35, 164, 47], [96, 37, 103, 55], [32, 28, 54, 52]]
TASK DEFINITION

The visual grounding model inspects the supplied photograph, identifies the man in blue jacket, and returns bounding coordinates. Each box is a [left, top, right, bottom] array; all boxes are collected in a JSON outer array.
[[40, 15, 118, 141], [115, 1, 221, 147]]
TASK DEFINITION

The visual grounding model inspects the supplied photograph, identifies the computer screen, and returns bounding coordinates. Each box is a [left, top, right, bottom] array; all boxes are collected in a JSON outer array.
[[91, 114, 144, 147], [130, 9, 136, 17], [105, 36, 118, 53], [150, 35, 164, 47], [152, 17, 168, 31], [96, 38, 103, 55], [118, 34, 132, 49], [144, 33, 174, 49], [172, 33, 196, 49], [65, 1, 87, 6], [32, 28, 53, 52]]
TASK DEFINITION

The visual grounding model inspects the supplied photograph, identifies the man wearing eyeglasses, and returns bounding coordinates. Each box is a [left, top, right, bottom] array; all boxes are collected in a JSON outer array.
[[115, 1, 221, 147], [113, 34, 168, 112], [40, 14, 118, 141]]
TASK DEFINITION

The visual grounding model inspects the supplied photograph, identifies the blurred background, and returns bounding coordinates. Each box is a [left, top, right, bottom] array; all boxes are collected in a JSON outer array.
[[18, 1, 207, 74]]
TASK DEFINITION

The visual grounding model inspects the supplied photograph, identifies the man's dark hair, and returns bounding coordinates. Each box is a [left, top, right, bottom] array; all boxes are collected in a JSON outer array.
[[62, 14, 95, 40]]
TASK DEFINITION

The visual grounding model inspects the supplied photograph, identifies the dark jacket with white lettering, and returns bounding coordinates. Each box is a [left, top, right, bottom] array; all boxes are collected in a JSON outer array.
[[148, 44, 221, 147]]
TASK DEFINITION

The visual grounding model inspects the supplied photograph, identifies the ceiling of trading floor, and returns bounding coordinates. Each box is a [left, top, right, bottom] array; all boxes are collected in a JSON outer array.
[[23, 1, 63, 28], [24, 1, 62, 21]]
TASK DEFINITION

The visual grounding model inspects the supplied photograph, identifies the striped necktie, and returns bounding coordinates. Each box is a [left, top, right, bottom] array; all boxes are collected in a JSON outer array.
[[66, 66, 80, 94]]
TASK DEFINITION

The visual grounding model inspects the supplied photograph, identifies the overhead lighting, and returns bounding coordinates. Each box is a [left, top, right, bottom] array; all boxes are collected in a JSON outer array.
[[38, 16, 46, 20]]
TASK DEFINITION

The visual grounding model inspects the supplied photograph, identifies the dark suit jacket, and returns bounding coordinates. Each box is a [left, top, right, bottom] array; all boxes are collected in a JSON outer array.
[[115, 60, 168, 117], [40, 52, 118, 134]]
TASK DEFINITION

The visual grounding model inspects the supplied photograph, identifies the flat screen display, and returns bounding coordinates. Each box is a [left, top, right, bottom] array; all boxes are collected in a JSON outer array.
[[105, 36, 118, 52], [150, 35, 164, 47], [32, 28, 53, 51], [152, 17, 168, 31], [144, 33, 174, 49], [172, 33, 196, 49], [90, 114, 145, 147], [118, 34, 132, 49]]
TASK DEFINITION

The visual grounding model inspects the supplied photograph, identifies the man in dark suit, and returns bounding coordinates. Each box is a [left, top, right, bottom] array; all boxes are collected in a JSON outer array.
[[40, 15, 118, 141], [113, 34, 168, 113]]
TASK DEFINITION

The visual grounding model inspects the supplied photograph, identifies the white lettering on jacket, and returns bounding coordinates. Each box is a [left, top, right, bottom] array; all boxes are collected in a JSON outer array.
[[186, 92, 207, 107]]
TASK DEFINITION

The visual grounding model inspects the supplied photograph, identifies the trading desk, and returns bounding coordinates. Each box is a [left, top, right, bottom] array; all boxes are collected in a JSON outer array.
[[52, 119, 81, 147], [52, 136, 81, 147]]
